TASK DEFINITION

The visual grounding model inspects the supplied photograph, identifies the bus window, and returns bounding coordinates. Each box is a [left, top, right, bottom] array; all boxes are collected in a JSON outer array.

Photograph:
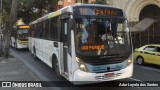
[[75, 18, 131, 55], [17, 29, 29, 39], [50, 17, 59, 40], [44, 20, 50, 39]]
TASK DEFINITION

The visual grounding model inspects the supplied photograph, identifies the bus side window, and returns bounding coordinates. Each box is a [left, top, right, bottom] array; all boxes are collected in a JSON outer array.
[[50, 16, 58, 40], [44, 20, 50, 39], [38, 22, 43, 38], [49, 19, 53, 39], [33, 24, 37, 38]]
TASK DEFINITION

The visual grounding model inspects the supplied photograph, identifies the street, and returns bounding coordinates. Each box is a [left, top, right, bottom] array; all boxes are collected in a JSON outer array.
[[10, 47, 160, 90]]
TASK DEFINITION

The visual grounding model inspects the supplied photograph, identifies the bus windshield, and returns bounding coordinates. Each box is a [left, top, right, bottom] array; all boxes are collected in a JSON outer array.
[[17, 29, 29, 39], [75, 17, 131, 56]]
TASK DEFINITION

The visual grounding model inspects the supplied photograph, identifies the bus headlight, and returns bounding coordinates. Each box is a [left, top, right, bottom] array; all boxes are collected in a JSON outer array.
[[126, 54, 133, 67], [76, 57, 88, 72], [79, 64, 88, 72]]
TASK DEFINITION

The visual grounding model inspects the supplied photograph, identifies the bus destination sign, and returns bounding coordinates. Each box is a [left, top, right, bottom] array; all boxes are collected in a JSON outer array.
[[74, 7, 123, 16], [19, 26, 30, 29], [94, 9, 117, 16]]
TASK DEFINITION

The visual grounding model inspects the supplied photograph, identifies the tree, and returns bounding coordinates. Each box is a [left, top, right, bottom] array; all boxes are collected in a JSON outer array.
[[2, 0, 58, 24], [18, 0, 57, 24], [0, 0, 18, 58], [0, 0, 57, 58]]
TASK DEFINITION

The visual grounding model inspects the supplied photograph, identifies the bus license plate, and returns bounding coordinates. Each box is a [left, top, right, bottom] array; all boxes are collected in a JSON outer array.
[[104, 73, 114, 78]]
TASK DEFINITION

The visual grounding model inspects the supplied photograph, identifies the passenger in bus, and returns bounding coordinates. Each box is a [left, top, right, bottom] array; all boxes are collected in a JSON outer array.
[[101, 30, 114, 47], [81, 25, 88, 44], [97, 29, 115, 55]]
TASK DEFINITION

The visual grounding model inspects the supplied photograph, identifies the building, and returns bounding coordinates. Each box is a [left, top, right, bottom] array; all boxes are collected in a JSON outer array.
[[97, 0, 160, 48], [107, 0, 160, 48], [57, 0, 96, 9], [57, 0, 160, 48]]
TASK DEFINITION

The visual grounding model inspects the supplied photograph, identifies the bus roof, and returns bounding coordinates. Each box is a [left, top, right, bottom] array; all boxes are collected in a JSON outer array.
[[30, 4, 123, 25], [72, 3, 120, 9]]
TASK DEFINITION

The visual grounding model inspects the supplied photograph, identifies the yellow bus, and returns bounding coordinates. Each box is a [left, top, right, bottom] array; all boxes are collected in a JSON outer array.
[[10, 25, 30, 49]]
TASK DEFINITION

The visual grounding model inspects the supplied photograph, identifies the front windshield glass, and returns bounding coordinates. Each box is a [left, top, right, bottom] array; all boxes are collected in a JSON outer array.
[[18, 29, 29, 39], [75, 17, 131, 56]]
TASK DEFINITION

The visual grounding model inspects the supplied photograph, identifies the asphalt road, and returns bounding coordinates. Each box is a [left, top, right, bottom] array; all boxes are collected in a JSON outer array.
[[10, 47, 160, 90]]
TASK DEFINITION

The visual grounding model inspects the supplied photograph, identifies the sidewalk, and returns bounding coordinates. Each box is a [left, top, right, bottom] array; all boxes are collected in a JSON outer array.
[[0, 57, 55, 90], [0, 57, 40, 81]]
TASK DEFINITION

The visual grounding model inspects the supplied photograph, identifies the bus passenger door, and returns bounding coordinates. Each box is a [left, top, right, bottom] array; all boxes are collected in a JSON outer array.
[[61, 19, 69, 75]]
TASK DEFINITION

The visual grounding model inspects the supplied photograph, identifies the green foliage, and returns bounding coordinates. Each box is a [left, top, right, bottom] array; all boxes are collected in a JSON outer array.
[[2, 0, 57, 24], [18, 0, 49, 24], [18, 0, 58, 24], [2, 0, 12, 14], [2, 10, 9, 25], [2, 0, 11, 25]]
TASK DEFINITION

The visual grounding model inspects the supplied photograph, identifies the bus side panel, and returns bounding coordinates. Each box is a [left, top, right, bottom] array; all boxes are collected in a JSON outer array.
[[67, 53, 72, 80], [34, 39, 61, 69], [34, 38, 44, 61], [42, 39, 51, 67], [42, 39, 60, 67]]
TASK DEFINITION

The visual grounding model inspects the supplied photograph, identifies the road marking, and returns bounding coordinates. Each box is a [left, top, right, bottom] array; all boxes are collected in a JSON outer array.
[[129, 78, 141, 81], [140, 66, 160, 72]]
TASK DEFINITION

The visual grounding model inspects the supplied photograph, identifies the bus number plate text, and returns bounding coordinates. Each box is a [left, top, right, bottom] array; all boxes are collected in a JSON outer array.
[[104, 73, 115, 78]]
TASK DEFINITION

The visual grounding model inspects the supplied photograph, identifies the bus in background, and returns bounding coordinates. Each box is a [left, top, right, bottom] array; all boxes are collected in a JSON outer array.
[[29, 4, 133, 84], [10, 25, 30, 49]]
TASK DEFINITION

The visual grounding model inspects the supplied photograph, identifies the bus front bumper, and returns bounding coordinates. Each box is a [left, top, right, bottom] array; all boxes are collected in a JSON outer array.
[[72, 64, 133, 84], [17, 43, 28, 49]]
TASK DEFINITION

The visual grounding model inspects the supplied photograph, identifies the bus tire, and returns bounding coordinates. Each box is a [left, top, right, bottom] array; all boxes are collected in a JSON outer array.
[[33, 47, 38, 60], [53, 57, 63, 79]]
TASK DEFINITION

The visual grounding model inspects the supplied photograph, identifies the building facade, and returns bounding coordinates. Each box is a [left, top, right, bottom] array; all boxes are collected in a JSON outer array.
[[57, 0, 96, 8], [105, 0, 160, 22], [103, 0, 160, 48]]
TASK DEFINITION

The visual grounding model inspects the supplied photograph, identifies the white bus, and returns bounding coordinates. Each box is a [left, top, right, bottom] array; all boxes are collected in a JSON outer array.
[[29, 4, 133, 84], [10, 25, 30, 49]]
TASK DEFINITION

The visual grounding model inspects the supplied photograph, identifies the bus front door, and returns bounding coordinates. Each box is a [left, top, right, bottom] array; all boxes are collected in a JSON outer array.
[[62, 19, 69, 76]]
